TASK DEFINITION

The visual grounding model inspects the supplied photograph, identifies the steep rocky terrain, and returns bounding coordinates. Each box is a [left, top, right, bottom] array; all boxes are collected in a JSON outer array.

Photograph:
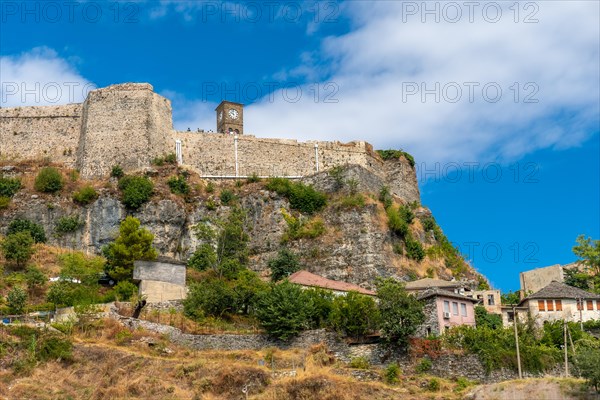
[[0, 160, 484, 289]]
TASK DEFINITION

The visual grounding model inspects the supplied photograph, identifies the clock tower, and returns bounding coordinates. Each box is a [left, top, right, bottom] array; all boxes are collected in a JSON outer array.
[[216, 101, 244, 135]]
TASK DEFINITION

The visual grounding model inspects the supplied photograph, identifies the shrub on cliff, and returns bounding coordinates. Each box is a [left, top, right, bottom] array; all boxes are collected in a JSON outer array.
[[118, 176, 154, 209], [8, 218, 46, 243], [55, 215, 84, 236], [0, 176, 21, 197], [167, 175, 190, 196], [34, 167, 64, 193], [110, 165, 124, 178], [266, 178, 327, 214], [268, 248, 301, 281], [376, 149, 415, 168], [405, 236, 425, 261], [72, 185, 98, 205]]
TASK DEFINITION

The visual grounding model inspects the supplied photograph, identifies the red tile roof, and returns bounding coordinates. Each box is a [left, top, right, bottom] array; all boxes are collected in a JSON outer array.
[[288, 270, 376, 296]]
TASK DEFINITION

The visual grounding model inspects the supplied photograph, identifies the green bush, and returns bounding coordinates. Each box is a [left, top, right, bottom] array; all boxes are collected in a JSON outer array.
[[72, 185, 98, 205], [1, 232, 35, 268], [303, 288, 335, 329], [0, 177, 21, 197], [376, 149, 415, 168], [266, 178, 327, 214], [110, 165, 124, 178], [187, 244, 217, 271], [113, 281, 137, 301], [184, 277, 235, 319], [383, 363, 400, 384], [329, 291, 379, 338], [387, 207, 408, 237], [167, 175, 190, 196], [7, 286, 27, 314], [281, 210, 326, 242], [25, 266, 46, 291], [164, 153, 177, 164], [55, 216, 83, 236], [427, 378, 440, 392], [268, 248, 301, 281], [405, 236, 425, 261], [338, 194, 366, 209], [34, 167, 64, 193], [349, 356, 370, 369], [206, 181, 215, 193], [247, 173, 260, 183], [37, 335, 73, 362], [8, 218, 47, 243], [420, 216, 436, 232], [0, 196, 10, 209], [398, 204, 414, 224], [219, 189, 236, 205], [416, 358, 432, 373], [379, 186, 393, 209], [254, 281, 312, 340], [575, 345, 600, 392], [475, 305, 502, 329], [118, 175, 154, 209]]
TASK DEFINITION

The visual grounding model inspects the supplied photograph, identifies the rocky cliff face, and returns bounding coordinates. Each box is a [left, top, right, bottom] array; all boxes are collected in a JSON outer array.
[[0, 162, 479, 289]]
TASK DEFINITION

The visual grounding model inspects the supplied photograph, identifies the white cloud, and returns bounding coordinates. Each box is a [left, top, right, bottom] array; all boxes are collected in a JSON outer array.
[[0, 47, 94, 107], [234, 1, 599, 165]]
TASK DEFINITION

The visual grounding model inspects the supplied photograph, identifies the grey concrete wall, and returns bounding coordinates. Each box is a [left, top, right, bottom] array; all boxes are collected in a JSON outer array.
[[520, 265, 564, 295], [133, 260, 186, 286]]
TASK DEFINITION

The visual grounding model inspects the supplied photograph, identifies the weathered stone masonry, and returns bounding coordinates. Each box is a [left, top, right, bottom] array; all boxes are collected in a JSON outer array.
[[0, 82, 420, 203]]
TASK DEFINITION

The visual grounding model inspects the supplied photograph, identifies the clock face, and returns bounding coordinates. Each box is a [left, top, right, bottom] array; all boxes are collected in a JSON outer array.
[[228, 109, 239, 120], [218, 111, 223, 122]]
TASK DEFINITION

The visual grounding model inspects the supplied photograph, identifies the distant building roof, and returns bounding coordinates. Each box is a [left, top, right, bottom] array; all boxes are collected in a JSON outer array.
[[417, 288, 479, 303], [288, 270, 375, 296], [522, 281, 600, 302], [405, 278, 463, 290]]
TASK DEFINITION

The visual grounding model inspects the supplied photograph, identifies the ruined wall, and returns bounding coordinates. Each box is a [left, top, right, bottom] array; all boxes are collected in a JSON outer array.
[[0, 103, 82, 167], [77, 83, 174, 178]]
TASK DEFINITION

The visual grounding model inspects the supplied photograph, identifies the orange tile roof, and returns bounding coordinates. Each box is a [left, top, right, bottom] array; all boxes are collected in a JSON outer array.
[[288, 270, 376, 296]]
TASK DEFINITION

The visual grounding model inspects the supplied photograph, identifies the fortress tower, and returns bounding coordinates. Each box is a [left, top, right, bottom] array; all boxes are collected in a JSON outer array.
[[215, 101, 243, 135]]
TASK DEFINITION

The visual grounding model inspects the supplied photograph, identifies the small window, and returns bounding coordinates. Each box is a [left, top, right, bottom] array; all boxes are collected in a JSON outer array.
[[487, 294, 495, 306], [555, 300, 562, 311], [460, 303, 467, 317], [538, 300, 545, 311], [547, 300, 554, 311], [507, 311, 515, 322], [587, 300, 594, 310], [452, 302, 459, 316], [443, 301, 450, 313]]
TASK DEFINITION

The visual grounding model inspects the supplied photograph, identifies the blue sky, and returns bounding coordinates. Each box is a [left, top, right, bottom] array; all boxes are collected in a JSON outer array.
[[1, 1, 599, 292]]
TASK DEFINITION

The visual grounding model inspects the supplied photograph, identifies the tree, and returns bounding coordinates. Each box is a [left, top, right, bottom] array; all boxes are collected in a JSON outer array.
[[231, 269, 268, 315], [1, 231, 35, 268], [329, 291, 380, 338], [25, 265, 47, 292], [190, 207, 249, 278], [254, 281, 312, 340], [7, 287, 27, 314], [58, 252, 105, 285], [474, 305, 502, 330], [376, 277, 424, 348], [7, 218, 47, 243], [501, 290, 521, 305], [304, 288, 335, 329], [268, 248, 301, 281], [575, 345, 600, 392], [184, 277, 236, 319], [573, 235, 600, 275], [103, 216, 157, 281]]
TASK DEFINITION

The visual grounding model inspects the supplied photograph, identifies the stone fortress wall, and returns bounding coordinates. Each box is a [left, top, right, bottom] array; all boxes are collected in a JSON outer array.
[[0, 83, 420, 202]]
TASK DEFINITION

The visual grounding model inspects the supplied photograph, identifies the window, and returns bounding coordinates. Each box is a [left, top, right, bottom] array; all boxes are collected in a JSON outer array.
[[487, 294, 495, 306], [452, 302, 459, 316], [461, 303, 467, 317], [507, 311, 515, 322], [538, 300, 546, 311], [577, 299, 584, 310], [555, 300, 562, 311], [587, 300, 594, 311], [547, 300, 554, 311], [443, 301, 450, 313]]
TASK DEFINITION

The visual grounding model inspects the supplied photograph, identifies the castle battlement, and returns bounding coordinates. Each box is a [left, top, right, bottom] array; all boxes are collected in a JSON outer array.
[[0, 83, 419, 202]]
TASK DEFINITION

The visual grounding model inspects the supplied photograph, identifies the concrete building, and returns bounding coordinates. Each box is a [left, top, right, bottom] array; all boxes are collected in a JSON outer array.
[[133, 257, 187, 303], [416, 289, 478, 336], [288, 270, 376, 296], [520, 264, 565, 297], [505, 281, 600, 327], [468, 289, 502, 314]]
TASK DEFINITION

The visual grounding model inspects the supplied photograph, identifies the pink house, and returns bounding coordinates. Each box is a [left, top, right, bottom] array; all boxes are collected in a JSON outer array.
[[416, 288, 478, 336]]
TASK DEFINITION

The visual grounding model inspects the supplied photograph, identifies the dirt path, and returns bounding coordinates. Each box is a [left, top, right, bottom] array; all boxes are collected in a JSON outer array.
[[465, 378, 598, 400]]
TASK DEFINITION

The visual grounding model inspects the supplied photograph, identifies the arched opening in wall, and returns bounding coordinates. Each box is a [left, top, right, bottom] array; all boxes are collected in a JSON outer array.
[[234, 129, 239, 135], [228, 128, 234, 134]]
